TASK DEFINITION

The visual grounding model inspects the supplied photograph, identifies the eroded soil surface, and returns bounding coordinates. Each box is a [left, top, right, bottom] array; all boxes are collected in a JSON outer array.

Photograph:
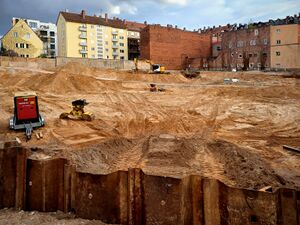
[[0, 63, 299, 191]]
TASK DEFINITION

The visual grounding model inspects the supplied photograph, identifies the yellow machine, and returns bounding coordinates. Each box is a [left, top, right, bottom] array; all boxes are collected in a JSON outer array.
[[60, 99, 95, 121], [133, 58, 169, 74]]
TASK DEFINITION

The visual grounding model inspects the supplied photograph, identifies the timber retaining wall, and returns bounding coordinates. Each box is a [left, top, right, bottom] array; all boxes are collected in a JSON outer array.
[[0, 141, 299, 225]]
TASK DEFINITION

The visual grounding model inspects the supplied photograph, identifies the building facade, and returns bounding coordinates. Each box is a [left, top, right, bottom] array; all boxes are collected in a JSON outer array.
[[270, 24, 300, 70], [12, 17, 57, 57], [125, 21, 146, 60], [220, 24, 270, 70], [57, 10, 128, 60], [140, 25, 211, 70], [1, 19, 43, 58]]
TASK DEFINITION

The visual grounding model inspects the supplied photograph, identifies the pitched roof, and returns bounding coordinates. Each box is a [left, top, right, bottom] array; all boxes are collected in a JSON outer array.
[[60, 11, 127, 29]]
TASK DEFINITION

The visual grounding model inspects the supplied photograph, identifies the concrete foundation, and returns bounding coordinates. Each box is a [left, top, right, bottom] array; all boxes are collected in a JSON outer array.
[[0, 142, 299, 225]]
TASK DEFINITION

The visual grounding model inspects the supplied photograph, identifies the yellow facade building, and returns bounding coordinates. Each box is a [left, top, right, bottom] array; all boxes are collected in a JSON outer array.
[[270, 24, 300, 69], [57, 10, 128, 60], [1, 19, 43, 58]]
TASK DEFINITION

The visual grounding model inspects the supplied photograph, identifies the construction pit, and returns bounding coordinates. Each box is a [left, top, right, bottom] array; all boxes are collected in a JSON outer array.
[[0, 63, 299, 225]]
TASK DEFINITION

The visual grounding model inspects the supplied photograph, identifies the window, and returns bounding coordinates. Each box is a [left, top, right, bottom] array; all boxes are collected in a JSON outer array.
[[253, 53, 258, 57], [29, 22, 37, 28], [120, 56, 124, 60], [25, 33, 30, 39], [250, 40, 256, 46], [50, 44, 55, 49], [105, 41, 108, 45], [229, 42, 232, 49], [50, 31, 55, 37], [238, 54, 242, 58], [15, 43, 19, 48], [82, 54, 86, 58], [254, 29, 258, 36], [120, 49, 124, 53], [263, 39, 268, 45], [107, 56, 109, 59], [112, 35, 117, 39], [26, 55, 29, 58], [120, 43, 124, 47], [249, 53, 252, 57], [92, 55, 95, 58], [276, 51, 280, 56], [40, 30, 47, 36], [276, 29, 280, 33], [276, 40, 281, 44], [26, 44, 29, 48], [120, 36, 124, 40], [91, 47, 95, 51], [91, 25, 94, 28], [106, 48, 109, 52], [50, 38, 55, 43], [20, 43, 25, 48], [237, 41, 243, 47], [13, 32, 18, 37], [20, 54, 25, 57], [231, 53, 234, 57]]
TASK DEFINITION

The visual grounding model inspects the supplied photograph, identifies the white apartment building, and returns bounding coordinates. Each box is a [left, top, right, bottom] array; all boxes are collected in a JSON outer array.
[[12, 17, 57, 57]]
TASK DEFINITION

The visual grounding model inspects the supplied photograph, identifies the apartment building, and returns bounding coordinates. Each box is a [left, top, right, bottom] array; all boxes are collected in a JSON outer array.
[[220, 24, 270, 70], [1, 19, 43, 58], [12, 17, 57, 57], [140, 25, 211, 70], [57, 10, 128, 60], [270, 24, 300, 70], [125, 21, 146, 60]]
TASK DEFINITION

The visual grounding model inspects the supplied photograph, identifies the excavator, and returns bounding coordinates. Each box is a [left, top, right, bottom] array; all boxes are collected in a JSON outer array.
[[134, 58, 170, 74], [60, 99, 95, 121]]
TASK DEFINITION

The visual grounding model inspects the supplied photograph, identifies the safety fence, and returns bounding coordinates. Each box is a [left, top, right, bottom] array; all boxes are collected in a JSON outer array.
[[0, 141, 299, 225]]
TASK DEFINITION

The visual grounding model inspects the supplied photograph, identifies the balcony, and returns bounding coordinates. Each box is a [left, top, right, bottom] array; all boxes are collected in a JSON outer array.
[[79, 34, 87, 39], [80, 49, 87, 54], [112, 52, 119, 56], [79, 42, 87, 46], [79, 26, 87, 31], [112, 37, 118, 42], [112, 30, 118, 35], [112, 45, 119, 49]]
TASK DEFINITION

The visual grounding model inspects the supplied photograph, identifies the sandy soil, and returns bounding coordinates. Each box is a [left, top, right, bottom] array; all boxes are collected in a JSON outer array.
[[0, 63, 299, 191], [0, 209, 117, 225]]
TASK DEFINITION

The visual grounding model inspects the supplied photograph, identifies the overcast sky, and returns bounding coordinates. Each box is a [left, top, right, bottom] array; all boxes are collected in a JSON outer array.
[[0, 0, 299, 36]]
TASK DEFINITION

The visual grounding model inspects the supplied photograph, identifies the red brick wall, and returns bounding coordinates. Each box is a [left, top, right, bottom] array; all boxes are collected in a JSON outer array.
[[140, 25, 211, 70]]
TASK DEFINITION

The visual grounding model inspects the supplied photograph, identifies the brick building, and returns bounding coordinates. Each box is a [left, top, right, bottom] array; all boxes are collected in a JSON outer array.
[[220, 24, 270, 70], [140, 25, 211, 70]]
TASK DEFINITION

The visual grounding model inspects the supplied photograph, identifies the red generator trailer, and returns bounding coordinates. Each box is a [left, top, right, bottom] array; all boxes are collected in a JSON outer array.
[[9, 92, 45, 140]]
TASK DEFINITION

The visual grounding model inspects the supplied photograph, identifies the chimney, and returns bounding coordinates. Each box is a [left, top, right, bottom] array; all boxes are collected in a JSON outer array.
[[105, 13, 108, 22], [144, 21, 147, 25], [81, 10, 86, 19]]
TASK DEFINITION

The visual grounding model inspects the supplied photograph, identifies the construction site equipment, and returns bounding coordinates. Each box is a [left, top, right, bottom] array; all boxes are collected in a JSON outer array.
[[182, 68, 201, 78], [149, 83, 166, 92], [133, 58, 169, 74], [9, 91, 45, 140], [60, 99, 95, 121], [149, 64, 170, 74]]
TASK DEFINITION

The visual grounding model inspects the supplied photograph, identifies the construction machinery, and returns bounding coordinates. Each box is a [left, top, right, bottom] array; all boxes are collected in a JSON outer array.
[[60, 99, 95, 121], [9, 92, 45, 140], [133, 58, 169, 74]]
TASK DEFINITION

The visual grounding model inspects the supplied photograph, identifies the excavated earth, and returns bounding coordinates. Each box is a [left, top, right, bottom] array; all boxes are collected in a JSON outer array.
[[0, 63, 299, 194]]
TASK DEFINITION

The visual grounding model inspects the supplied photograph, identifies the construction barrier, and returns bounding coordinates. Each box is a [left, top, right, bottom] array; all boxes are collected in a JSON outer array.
[[0, 141, 299, 225]]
